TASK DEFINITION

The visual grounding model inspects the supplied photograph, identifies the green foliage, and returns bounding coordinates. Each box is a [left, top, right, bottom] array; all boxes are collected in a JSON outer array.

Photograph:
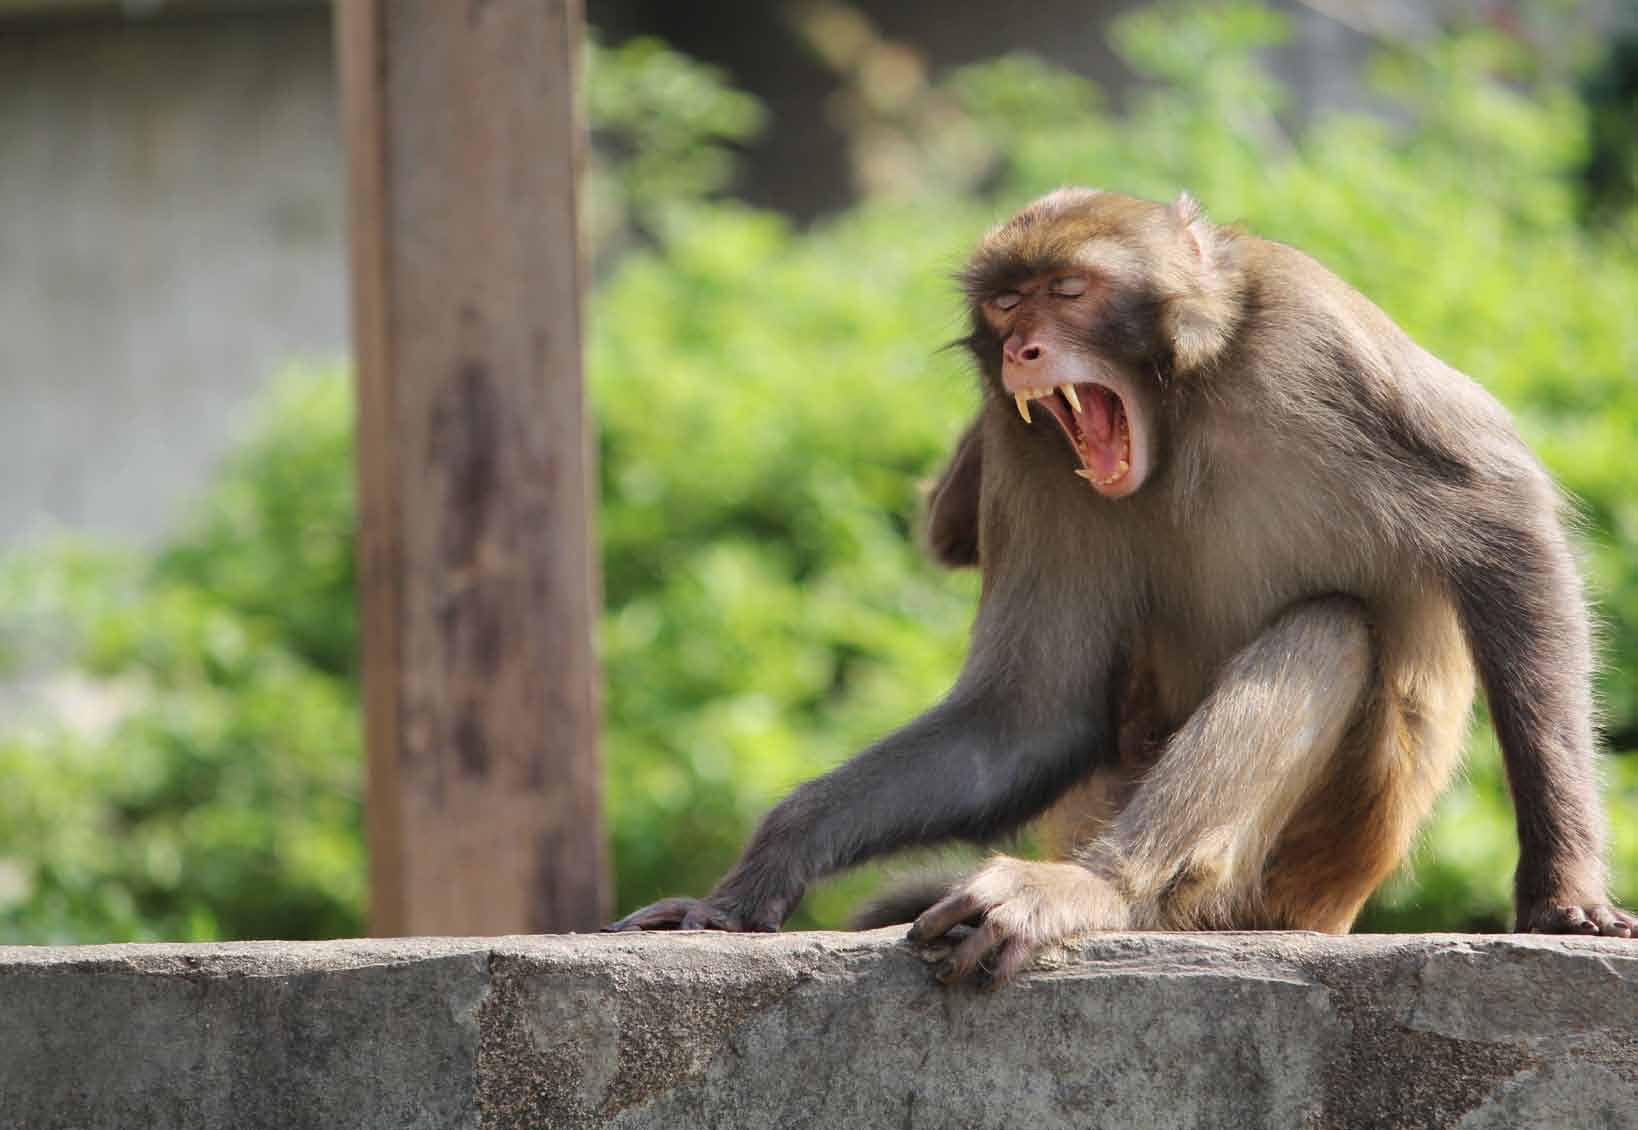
[[1581, 35, 1638, 221], [2, 3, 1635, 941], [0, 378, 364, 941], [583, 36, 766, 258], [593, 201, 983, 926]]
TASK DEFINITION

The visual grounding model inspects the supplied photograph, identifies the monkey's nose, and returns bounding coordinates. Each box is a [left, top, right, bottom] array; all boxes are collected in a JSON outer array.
[[1004, 337, 1046, 365]]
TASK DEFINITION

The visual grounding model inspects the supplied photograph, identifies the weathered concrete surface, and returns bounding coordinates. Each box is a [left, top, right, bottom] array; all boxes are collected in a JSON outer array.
[[0, 932, 1634, 1130]]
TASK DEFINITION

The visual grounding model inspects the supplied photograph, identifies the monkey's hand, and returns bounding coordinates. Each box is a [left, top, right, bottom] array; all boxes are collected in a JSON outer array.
[[906, 856, 1130, 988], [1523, 898, 1636, 938], [605, 895, 779, 933]]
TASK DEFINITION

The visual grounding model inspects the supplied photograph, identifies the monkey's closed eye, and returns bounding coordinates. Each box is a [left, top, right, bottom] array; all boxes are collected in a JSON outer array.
[[1050, 277, 1088, 298], [993, 292, 1022, 312]]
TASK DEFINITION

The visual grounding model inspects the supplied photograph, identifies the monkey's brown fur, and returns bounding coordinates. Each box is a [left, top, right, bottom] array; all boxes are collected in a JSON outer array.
[[611, 189, 1634, 984]]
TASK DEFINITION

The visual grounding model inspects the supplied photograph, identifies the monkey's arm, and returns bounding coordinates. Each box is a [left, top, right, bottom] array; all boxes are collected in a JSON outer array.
[[607, 688, 1103, 932], [1447, 479, 1634, 936]]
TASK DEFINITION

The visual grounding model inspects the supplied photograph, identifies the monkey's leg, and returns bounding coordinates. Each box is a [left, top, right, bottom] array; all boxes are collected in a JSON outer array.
[[607, 687, 1109, 933], [1258, 599, 1474, 933], [913, 596, 1373, 985], [1257, 706, 1442, 934], [1108, 595, 1383, 932]]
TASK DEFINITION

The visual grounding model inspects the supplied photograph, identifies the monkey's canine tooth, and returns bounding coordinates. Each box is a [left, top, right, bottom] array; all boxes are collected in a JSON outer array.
[[1061, 384, 1082, 412], [1015, 393, 1033, 423], [1074, 469, 1094, 480]]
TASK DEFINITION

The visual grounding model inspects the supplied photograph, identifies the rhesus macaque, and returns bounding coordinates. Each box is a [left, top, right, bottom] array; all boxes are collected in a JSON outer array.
[[609, 188, 1635, 984]]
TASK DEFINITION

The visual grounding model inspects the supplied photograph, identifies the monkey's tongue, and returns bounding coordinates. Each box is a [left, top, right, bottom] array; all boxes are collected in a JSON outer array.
[[1072, 383, 1127, 481], [1077, 384, 1117, 444]]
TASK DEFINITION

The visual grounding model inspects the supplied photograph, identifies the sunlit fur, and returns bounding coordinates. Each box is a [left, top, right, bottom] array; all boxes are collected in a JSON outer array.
[[916, 189, 1628, 963], [610, 190, 1634, 974]]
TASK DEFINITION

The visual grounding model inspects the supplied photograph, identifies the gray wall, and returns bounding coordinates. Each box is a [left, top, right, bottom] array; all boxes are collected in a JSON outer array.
[[0, 8, 345, 545], [3, 931, 1637, 1129]]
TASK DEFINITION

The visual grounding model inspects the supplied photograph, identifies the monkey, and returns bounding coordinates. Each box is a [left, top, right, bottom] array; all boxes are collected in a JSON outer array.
[[608, 188, 1636, 985]]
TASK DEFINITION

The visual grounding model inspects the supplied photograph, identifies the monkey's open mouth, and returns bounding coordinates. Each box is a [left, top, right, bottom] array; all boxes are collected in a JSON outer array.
[[1014, 383, 1136, 493]]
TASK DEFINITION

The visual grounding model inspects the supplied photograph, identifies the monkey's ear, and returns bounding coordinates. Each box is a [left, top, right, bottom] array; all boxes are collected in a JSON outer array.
[[1164, 192, 1241, 373], [924, 419, 983, 569], [1170, 192, 1208, 252]]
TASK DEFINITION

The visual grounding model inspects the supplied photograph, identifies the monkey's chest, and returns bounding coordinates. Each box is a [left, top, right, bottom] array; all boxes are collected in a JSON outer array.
[[1136, 532, 1358, 726]]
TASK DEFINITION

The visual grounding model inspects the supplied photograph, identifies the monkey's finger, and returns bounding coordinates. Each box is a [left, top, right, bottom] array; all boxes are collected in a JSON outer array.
[[605, 909, 675, 931], [937, 919, 1005, 984], [1589, 906, 1634, 938], [1558, 905, 1597, 934], [679, 905, 733, 931], [909, 890, 987, 944], [979, 935, 1043, 991], [604, 897, 696, 932], [1532, 904, 1597, 935], [906, 923, 974, 963]]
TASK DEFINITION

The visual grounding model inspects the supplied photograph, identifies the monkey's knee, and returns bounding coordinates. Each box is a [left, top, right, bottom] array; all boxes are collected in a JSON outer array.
[[1236, 595, 1375, 721], [1270, 595, 1371, 662]]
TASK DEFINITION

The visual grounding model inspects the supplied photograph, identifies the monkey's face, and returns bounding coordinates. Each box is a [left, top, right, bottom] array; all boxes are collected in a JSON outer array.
[[964, 189, 1245, 501], [977, 274, 1155, 499]]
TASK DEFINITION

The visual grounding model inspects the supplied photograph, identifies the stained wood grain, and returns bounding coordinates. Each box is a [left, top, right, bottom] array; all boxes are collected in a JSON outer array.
[[336, 0, 606, 935]]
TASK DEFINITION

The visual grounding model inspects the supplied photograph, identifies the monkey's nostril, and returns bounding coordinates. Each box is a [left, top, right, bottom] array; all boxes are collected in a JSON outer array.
[[1020, 345, 1043, 362]]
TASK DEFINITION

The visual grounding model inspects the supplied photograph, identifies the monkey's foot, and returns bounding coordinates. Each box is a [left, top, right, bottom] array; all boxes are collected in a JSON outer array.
[[604, 896, 776, 933], [1525, 901, 1636, 938], [906, 856, 1130, 989]]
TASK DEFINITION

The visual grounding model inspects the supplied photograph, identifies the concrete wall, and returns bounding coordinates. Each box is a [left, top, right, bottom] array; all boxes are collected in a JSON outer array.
[[0, 8, 346, 545], [1, 931, 1635, 1129]]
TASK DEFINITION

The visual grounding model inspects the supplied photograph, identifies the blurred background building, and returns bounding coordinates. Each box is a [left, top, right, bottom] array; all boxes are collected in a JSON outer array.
[[0, 0, 1485, 548]]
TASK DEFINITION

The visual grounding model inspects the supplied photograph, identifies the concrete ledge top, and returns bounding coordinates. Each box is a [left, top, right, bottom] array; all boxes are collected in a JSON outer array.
[[2, 931, 1635, 1129]]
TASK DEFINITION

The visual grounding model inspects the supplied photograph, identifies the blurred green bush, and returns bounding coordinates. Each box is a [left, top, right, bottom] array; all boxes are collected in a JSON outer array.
[[1, 3, 1634, 941]]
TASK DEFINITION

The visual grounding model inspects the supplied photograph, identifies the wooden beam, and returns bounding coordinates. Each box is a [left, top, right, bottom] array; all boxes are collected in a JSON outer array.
[[336, 0, 605, 936], [0, 0, 324, 17]]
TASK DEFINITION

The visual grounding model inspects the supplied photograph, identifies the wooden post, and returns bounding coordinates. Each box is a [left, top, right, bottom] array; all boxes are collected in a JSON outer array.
[[335, 0, 606, 936]]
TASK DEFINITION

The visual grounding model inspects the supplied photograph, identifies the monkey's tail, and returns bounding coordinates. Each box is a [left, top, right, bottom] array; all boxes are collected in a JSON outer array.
[[849, 869, 963, 930]]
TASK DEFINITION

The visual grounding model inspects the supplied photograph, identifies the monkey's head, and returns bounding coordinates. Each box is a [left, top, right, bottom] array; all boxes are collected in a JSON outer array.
[[963, 188, 1244, 498]]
